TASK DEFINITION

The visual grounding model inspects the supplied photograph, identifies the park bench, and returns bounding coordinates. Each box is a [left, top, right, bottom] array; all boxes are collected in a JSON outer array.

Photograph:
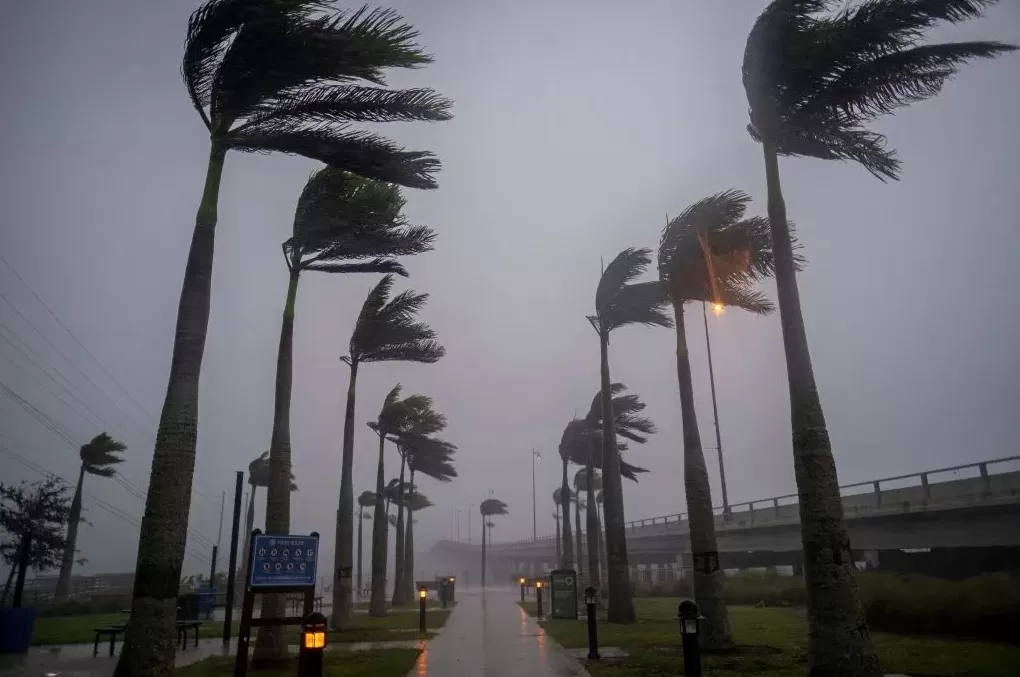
[[176, 620, 202, 649], [92, 624, 126, 657]]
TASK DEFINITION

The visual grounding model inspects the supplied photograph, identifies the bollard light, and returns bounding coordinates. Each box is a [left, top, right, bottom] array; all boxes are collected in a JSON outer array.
[[535, 579, 544, 619], [676, 599, 703, 677], [418, 585, 428, 632], [519, 577, 526, 605], [584, 586, 600, 661], [419, 587, 428, 601], [298, 611, 328, 677]]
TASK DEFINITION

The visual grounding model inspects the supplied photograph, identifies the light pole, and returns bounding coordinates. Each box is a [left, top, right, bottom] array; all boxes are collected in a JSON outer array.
[[702, 301, 730, 516], [456, 509, 462, 541], [531, 449, 541, 540], [468, 504, 473, 544]]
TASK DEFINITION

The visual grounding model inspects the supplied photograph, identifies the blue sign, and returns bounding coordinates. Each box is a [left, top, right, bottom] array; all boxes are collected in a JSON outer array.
[[249, 534, 318, 588]]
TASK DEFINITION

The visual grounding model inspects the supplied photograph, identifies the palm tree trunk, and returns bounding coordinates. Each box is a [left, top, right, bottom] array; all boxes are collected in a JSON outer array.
[[391, 456, 408, 606], [762, 143, 881, 677], [252, 269, 300, 666], [599, 331, 635, 623], [559, 460, 574, 569], [332, 359, 359, 629], [55, 465, 86, 600], [480, 512, 487, 588], [403, 471, 415, 600], [584, 461, 600, 591], [114, 143, 226, 677], [673, 301, 734, 650], [369, 433, 388, 616], [596, 504, 608, 596], [554, 504, 562, 566], [573, 492, 583, 578], [356, 512, 364, 601], [1, 562, 16, 605]]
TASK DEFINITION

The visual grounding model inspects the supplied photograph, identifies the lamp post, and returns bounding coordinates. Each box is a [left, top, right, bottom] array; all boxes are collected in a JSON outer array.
[[298, 611, 327, 677], [519, 576, 526, 605], [535, 579, 544, 619], [531, 450, 541, 540], [584, 586, 600, 660], [703, 301, 730, 517], [418, 586, 428, 632], [677, 599, 703, 677]]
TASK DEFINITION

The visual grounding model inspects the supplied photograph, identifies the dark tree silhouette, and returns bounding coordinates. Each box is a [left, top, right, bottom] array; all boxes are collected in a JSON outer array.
[[479, 498, 508, 587], [1, 478, 76, 605], [742, 2, 1014, 673]]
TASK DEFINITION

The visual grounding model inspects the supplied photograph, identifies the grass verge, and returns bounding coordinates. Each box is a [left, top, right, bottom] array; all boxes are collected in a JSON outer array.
[[31, 614, 238, 646], [525, 599, 1020, 677], [176, 649, 420, 677]]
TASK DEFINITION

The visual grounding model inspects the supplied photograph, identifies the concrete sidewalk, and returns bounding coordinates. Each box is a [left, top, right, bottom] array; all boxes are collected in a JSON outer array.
[[410, 586, 587, 677]]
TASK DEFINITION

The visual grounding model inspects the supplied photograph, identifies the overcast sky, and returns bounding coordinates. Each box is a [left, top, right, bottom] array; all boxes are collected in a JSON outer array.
[[1, 0, 1018, 578]]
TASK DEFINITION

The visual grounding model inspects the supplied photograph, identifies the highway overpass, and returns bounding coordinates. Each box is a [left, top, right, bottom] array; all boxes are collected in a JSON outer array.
[[430, 456, 1020, 582]]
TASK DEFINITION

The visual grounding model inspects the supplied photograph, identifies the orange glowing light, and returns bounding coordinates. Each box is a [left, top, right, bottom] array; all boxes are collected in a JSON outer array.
[[536, 580, 543, 589], [419, 588, 428, 600], [303, 631, 326, 649], [712, 302, 724, 314]]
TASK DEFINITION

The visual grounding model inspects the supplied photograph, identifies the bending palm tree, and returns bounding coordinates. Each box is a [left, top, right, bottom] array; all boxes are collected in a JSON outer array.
[[240, 453, 297, 603], [261, 169, 434, 637], [658, 190, 781, 649], [402, 490, 437, 598], [124, 3, 450, 671], [400, 434, 456, 600], [552, 489, 563, 566], [479, 498, 508, 587], [556, 427, 575, 570], [742, 2, 1013, 672], [335, 283, 443, 627], [367, 387, 444, 615], [589, 248, 672, 622], [55, 433, 126, 600], [357, 491, 376, 599]]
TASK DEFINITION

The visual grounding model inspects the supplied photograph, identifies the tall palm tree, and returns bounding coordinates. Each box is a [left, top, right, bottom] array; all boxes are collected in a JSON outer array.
[[356, 491, 376, 598], [366, 387, 444, 616], [333, 275, 443, 627], [122, 3, 451, 671], [552, 489, 563, 566], [479, 498, 508, 587], [589, 248, 672, 622], [742, 2, 1013, 672], [580, 384, 654, 592], [55, 433, 126, 599], [261, 168, 434, 631], [401, 490, 436, 598], [658, 189, 781, 649], [400, 434, 456, 600], [556, 425, 576, 570]]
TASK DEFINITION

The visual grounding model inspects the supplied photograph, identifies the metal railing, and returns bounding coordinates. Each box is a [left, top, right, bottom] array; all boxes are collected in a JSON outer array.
[[485, 455, 1020, 549]]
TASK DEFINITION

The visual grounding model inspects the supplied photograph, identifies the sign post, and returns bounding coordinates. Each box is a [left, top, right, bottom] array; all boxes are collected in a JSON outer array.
[[549, 569, 578, 620], [234, 530, 319, 677]]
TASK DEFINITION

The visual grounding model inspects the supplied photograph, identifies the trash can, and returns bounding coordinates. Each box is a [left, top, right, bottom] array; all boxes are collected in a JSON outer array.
[[0, 607, 36, 654], [177, 593, 200, 621]]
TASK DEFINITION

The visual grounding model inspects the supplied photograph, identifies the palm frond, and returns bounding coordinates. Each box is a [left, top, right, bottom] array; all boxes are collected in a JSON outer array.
[[595, 247, 652, 313], [743, 0, 1014, 181], [241, 86, 452, 130], [304, 259, 408, 276], [620, 460, 650, 482], [480, 498, 509, 516], [357, 490, 377, 507], [601, 281, 674, 332], [366, 340, 445, 364], [79, 433, 126, 473], [228, 126, 442, 189], [350, 281, 444, 364]]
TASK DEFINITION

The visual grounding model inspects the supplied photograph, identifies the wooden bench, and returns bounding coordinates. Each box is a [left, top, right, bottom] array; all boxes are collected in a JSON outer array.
[[93, 625, 127, 657], [176, 620, 202, 649]]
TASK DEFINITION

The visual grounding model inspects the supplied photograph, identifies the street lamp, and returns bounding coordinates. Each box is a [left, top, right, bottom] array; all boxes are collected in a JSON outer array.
[[519, 576, 526, 605], [677, 599, 703, 677], [532, 449, 541, 540], [702, 301, 730, 517]]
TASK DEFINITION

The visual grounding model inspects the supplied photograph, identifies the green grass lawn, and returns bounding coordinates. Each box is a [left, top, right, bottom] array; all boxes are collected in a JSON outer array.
[[523, 599, 1020, 677], [31, 609, 450, 647], [176, 649, 420, 677], [31, 614, 238, 646]]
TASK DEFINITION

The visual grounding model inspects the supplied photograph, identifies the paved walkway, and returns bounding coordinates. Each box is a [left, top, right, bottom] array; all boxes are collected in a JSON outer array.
[[411, 587, 587, 677]]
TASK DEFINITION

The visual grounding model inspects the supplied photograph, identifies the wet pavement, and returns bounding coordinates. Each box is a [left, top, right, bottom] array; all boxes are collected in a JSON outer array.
[[410, 586, 588, 677]]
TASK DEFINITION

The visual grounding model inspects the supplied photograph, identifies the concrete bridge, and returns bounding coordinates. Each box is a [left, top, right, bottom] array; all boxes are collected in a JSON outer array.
[[430, 456, 1020, 582]]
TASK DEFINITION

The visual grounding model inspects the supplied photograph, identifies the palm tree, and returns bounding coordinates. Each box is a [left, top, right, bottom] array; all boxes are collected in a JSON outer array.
[[588, 248, 672, 622], [400, 434, 456, 601], [366, 387, 443, 616], [356, 491, 376, 598], [122, 3, 451, 671], [479, 498, 508, 587], [262, 168, 434, 616], [556, 426, 576, 570], [333, 275, 443, 627], [552, 489, 563, 566], [742, 2, 1013, 671], [402, 490, 437, 599], [658, 189, 781, 649], [55, 433, 126, 599], [239, 453, 297, 603]]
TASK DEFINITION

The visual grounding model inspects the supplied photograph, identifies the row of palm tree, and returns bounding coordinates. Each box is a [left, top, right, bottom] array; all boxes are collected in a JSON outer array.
[[534, 4, 1015, 674], [115, 1, 455, 673]]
